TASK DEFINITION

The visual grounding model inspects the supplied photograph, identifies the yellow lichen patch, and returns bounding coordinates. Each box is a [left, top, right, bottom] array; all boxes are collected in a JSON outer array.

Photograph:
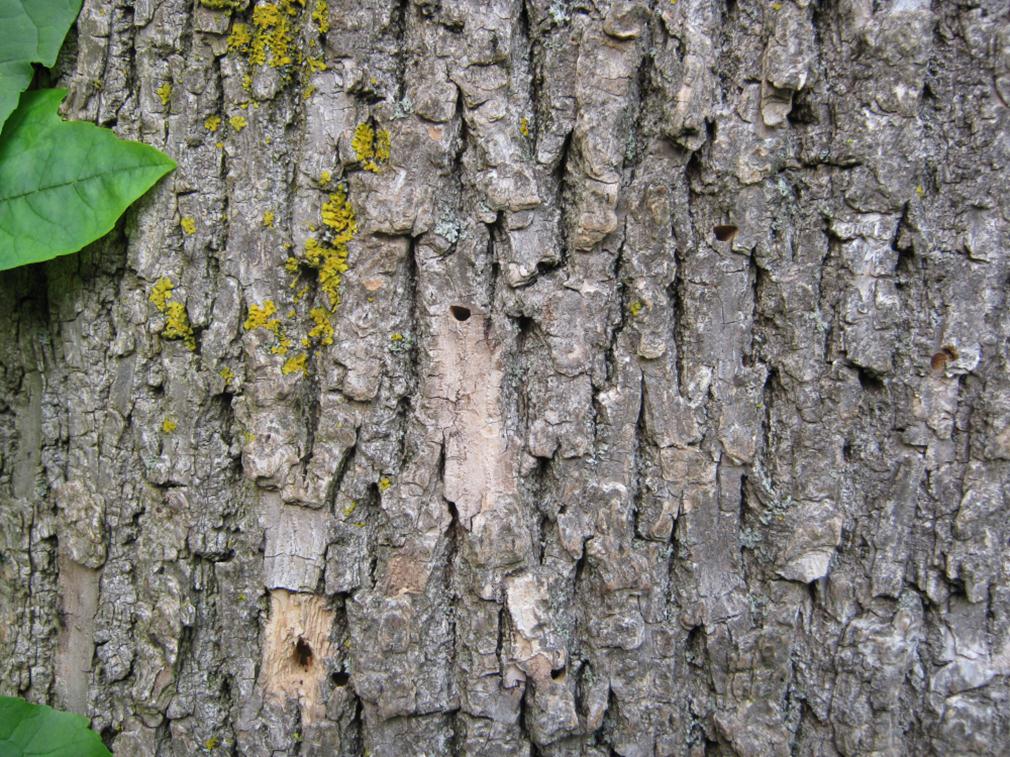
[[204, 115, 222, 132], [378, 477, 392, 492], [229, 115, 248, 132], [351, 122, 392, 173], [318, 170, 332, 186], [262, 210, 276, 227], [250, 2, 296, 67], [628, 300, 643, 318], [320, 188, 357, 242], [203, 735, 219, 750], [308, 307, 334, 345], [149, 277, 196, 350], [311, 0, 329, 32], [163, 302, 196, 348], [282, 353, 308, 375], [180, 216, 197, 235], [156, 82, 172, 107], [219, 366, 236, 384], [519, 116, 529, 137], [244, 300, 281, 334], [149, 277, 174, 311], [390, 332, 403, 342], [302, 84, 317, 100], [227, 21, 252, 53], [242, 73, 253, 91], [342, 500, 357, 517], [162, 418, 177, 434], [200, 0, 244, 9], [306, 56, 327, 73]]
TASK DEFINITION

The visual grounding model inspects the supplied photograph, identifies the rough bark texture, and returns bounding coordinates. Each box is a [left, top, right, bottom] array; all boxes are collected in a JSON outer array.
[[2, 0, 1010, 754]]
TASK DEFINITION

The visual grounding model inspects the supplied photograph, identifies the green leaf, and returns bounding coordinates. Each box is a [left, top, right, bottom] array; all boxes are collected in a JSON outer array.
[[0, 0, 83, 131], [0, 88, 175, 271], [0, 696, 111, 756]]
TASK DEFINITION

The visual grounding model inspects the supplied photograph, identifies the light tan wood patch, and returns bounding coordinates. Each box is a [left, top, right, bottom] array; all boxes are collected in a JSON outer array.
[[260, 589, 334, 723]]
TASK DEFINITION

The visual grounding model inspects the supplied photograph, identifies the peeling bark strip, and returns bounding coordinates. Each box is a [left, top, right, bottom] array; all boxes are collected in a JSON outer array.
[[1, 0, 1010, 755]]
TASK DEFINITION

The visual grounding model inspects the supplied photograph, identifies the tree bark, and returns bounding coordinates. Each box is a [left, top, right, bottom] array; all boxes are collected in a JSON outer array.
[[2, 0, 1009, 754]]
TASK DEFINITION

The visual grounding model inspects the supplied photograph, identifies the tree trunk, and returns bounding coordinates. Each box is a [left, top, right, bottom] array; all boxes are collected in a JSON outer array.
[[2, 0, 1009, 754]]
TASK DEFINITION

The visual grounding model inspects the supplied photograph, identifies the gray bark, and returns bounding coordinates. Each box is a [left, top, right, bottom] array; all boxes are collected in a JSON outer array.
[[2, 0, 1009, 754]]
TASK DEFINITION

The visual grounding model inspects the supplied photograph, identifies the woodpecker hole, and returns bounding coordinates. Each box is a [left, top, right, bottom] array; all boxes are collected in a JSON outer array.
[[713, 224, 738, 242], [294, 637, 314, 669], [450, 305, 471, 321]]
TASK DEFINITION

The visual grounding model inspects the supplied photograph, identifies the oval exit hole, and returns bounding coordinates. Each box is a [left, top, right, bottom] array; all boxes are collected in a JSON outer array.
[[450, 305, 471, 321], [294, 637, 314, 669], [713, 224, 738, 242]]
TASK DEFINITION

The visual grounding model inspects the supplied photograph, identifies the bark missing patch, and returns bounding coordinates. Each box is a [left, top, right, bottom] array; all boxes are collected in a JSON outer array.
[[260, 590, 334, 723]]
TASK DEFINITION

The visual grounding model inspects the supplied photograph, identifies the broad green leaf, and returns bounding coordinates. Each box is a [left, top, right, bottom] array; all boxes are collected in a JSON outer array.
[[0, 88, 175, 271], [0, 0, 83, 131], [0, 696, 111, 756]]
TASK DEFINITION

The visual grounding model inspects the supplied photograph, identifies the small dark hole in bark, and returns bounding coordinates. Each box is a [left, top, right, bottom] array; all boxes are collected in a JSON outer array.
[[450, 305, 471, 321], [516, 315, 534, 334], [294, 637, 313, 669], [713, 224, 738, 242], [331, 671, 350, 686], [550, 665, 566, 680], [856, 367, 884, 392]]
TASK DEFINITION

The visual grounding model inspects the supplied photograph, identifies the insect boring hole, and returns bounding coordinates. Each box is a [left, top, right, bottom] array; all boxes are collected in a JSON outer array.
[[713, 224, 738, 242], [449, 305, 471, 321], [293, 637, 314, 669]]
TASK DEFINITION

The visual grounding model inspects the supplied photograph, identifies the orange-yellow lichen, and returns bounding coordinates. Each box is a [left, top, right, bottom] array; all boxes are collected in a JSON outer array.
[[204, 115, 222, 132], [320, 188, 357, 242], [308, 307, 334, 345], [318, 170, 332, 186], [156, 82, 172, 107], [263, 210, 276, 227], [250, 2, 296, 67], [180, 216, 197, 234], [227, 21, 252, 53], [351, 122, 391, 173], [243, 300, 281, 334], [229, 115, 248, 132], [162, 418, 178, 433], [311, 0, 329, 32], [219, 366, 236, 384], [519, 116, 529, 137], [378, 477, 392, 492], [281, 353, 308, 375], [149, 277, 197, 351]]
